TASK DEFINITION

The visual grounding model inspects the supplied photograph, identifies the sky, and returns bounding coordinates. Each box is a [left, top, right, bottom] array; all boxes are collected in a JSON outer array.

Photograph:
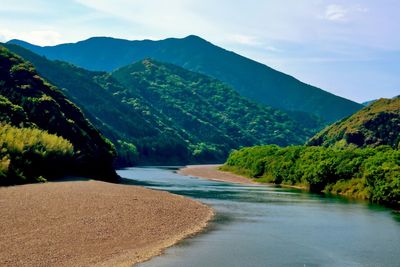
[[0, 0, 399, 103]]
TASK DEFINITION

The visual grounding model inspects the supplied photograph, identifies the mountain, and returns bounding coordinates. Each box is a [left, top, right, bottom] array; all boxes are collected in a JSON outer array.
[[0, 45, 117, 184], [4, 43, 323, 164], [7, 36, 363, 122], [3, 43, 165, 165], [307, 97, 400, 148], [111, 59, 321, 147]]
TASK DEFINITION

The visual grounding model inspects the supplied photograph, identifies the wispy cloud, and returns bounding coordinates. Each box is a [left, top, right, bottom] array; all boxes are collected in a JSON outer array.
[[324, 4, 348, 22], [322, 3, 369, 23]]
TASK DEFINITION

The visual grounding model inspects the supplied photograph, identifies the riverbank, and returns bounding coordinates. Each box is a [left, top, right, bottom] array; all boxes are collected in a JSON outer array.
[[178, 164, 256, 184], [0, 180, 213, 267], [178, 165, 308, 190]]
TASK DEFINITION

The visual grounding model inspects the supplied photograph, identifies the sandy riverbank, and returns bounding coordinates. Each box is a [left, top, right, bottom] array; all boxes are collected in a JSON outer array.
[[179, 165, 308, 190], [178, 164, 256, 184], [0, 180, 213, 267]]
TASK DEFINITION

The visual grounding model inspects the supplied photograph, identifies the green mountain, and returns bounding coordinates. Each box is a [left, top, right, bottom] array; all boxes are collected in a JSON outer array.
[[307, 97, 400, 149], [111, 59, 321, 147], [0, 45, 117, 185], [5, 44, 323, 164], [7, 36, 363, 122]]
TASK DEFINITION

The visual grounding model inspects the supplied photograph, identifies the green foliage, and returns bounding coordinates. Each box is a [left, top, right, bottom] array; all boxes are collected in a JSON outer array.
[[0, 45, 118, 183], [308, 98, 400, 149], [116, 140, 139, 166], [325, 178, 370, 199], [5, 44, 324, 165], [0, 95, 29, 126], [111, 59, 323, 162], [223, 145, 400, 208], [0, 123, 74, 185]]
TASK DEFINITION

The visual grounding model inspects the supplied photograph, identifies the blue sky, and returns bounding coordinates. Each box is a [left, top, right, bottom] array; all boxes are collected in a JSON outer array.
[[0, 0, 399, 103]]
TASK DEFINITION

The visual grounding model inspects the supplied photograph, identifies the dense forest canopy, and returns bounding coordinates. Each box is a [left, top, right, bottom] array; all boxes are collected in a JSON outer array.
[[111, 59, 322, 149]]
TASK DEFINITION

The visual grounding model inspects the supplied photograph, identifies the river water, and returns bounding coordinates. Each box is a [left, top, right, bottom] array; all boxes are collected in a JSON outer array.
[[118, 167, 400, 267]]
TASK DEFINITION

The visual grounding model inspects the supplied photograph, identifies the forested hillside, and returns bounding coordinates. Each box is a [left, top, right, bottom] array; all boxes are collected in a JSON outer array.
[[0, 46, 117, 184], [111, 59, 321, 151], [222, 145, 400, 208], [7, 36, 363, 122], [5, 44, 324, 164], [308, 97, 400, 149]]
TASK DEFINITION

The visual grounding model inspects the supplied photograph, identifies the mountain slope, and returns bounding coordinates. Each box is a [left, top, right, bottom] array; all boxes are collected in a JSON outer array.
[[111, 59, 319, 148], [0, 45, 117, 184], [5, 44, 323, 164], [3, 43, 191, 165], [307, 97, 400, 148], [8, 36, 363, 122]]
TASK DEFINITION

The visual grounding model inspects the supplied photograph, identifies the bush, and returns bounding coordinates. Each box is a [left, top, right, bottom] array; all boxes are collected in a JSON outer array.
[[0, 123, 74, 185]]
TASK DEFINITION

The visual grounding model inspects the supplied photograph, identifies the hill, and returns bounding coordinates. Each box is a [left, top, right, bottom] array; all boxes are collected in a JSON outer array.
[[0, 45, 117, 184], [4, 44, 323, 164], [307, 97, 400, 148], [7, 36, 363, 122]]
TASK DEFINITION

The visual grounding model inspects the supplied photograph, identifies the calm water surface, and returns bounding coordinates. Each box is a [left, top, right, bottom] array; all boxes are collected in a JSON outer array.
[[118, 167, 400, 267]]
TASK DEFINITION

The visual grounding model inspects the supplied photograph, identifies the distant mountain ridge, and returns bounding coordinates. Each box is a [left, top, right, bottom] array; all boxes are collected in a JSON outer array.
[[4, 43, 323, 165], [7, 35, 363, 122]]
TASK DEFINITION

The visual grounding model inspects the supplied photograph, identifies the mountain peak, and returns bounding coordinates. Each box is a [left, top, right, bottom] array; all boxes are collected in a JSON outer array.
[[180, 35, 210, 44], [182, 35, 205, 40], [7, 39, 35, 46]]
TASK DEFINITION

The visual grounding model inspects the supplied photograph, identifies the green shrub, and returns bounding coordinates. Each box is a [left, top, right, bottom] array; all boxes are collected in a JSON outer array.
[[0, 123, 74, 185]]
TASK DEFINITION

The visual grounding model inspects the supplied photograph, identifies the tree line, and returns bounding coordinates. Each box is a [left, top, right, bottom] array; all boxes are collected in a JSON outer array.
[[222, 145, 400, 208]]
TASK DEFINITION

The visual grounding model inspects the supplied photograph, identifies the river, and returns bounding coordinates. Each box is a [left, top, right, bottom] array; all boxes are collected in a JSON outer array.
[[118, 167, 400, 267]]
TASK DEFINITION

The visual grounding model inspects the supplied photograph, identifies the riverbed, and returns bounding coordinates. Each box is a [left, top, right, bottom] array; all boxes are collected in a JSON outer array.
[[118, 167, 400, 267]]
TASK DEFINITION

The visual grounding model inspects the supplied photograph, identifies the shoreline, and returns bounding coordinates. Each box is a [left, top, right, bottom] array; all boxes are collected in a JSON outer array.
[[0, 180, 213, 267], [178, 164, 308, 190], [178, 164, 258, 185]]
